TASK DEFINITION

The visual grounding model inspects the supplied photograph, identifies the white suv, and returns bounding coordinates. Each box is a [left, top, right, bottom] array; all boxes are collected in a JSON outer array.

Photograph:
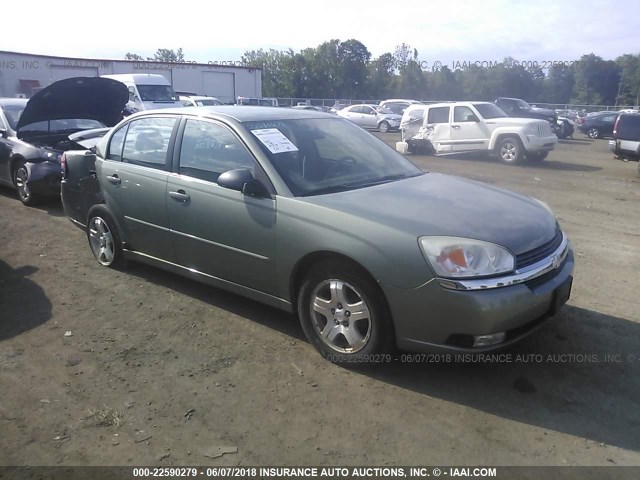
[[397, 101, 557, 163]]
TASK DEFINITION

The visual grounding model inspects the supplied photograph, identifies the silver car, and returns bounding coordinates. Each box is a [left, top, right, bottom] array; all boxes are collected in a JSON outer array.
[[62, 107, 574, 365], [337, 104, 402, 132]]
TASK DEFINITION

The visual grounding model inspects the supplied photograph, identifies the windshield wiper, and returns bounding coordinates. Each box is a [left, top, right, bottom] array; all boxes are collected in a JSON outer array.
[[303, 174, 420, 196], [355, 173, 420, 188]]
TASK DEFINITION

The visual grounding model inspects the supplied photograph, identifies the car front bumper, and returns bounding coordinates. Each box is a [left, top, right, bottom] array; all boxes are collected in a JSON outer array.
[[524, 134, 557, 152], [386, 247, 575, 353]]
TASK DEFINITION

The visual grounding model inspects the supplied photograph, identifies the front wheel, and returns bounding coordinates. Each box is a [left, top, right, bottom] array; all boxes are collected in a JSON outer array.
[[497, 136, 524, 164], [378, 121, 390, 133], [87, 207, 124, 268], [13, 163, 39, 206], [297, 261, 394, 365], [587, 128, 600, 139]]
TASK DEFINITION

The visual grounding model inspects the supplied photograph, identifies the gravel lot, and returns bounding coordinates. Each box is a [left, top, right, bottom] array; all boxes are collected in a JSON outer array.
[[0, 134, 639, 467]]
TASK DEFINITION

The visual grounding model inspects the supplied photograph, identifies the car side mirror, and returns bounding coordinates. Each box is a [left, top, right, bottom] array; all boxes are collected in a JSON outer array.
[[469, 114, 480, 122], [0, 128, 7, 138], [217, 168, 267, 197]]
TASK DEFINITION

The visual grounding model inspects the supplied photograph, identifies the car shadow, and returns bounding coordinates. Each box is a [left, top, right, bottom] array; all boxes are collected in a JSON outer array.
[[122, 261, 305, 342], [558, 138, 592, 146], [115, 261, 640, 452], [0, 261, 52, 341], [360, 304, 640, 452], [0, 187, 65, 218]]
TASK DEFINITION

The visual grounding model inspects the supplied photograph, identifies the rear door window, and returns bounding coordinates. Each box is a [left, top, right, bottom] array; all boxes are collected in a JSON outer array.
[[427, 107, 450, 124], [121, 117, 177, 170]]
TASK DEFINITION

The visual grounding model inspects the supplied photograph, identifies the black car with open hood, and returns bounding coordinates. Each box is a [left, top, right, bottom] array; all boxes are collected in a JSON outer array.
[[0, 77, 128, 206]]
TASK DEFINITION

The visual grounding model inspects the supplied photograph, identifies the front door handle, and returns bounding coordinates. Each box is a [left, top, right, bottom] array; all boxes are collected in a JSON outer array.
[[452, 125, 461, 129], [169, 190, 190, 202], [106, 174, 121, 185]]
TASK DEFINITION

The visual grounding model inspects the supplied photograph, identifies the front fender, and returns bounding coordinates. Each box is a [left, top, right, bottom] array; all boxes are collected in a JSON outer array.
[[489, 127, 526, 150]]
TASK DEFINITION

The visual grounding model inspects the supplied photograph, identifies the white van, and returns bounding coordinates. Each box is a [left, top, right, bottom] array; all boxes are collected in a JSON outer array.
[[100, 74, 182, 111]]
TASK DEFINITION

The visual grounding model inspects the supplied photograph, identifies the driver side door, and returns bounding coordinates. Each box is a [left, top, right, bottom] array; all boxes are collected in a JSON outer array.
[[167, 118, 277, 295]]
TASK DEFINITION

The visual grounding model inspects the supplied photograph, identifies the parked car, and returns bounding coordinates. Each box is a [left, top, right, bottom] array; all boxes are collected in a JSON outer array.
[[292, 105, 330, 112], [378, 99, 422, 116], [180, 95, 223, 107], [61, 106, 574, 364], [337, 104, 401, 132], [609, 113, 640, 161], [577, 112, 618, 138], [236, 97, 279, 107], [0, 77, 128, 205], [101, 74, 182, 111], [397, 101, 557, 163], [494, 97, 564, 137]]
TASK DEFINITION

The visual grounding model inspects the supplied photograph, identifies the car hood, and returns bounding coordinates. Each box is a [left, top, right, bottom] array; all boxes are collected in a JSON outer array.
[[17, 77, 128, 132], [531, 106, 556, 118], [301, 173, 557, 256], [485, 117, 545, 126]]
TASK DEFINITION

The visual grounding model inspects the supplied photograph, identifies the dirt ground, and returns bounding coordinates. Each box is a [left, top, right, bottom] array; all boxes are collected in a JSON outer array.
[[0, 134, 639, 468]]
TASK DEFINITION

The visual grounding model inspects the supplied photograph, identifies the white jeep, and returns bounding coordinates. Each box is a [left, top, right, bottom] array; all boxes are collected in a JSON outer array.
[[396, 101, 557, 163]]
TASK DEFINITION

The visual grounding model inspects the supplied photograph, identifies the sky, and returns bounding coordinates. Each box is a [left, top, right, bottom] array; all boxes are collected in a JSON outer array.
[[3, 0, 638, 66]]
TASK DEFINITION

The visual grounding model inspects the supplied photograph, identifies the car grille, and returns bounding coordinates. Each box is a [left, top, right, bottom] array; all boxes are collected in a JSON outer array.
[[536, 122, 551, 136], [515, 229, 563, 270]]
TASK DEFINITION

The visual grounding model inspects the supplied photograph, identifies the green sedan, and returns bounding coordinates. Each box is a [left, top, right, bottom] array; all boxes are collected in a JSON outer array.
[[62, 106, 574, 364]]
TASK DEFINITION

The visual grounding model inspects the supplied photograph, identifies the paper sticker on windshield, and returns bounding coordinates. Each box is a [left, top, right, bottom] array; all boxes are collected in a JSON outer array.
[[251, 128, 298, 154]]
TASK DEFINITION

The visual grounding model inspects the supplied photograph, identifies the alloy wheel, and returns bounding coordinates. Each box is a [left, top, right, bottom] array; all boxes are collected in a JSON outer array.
[[309, 279, 372, 353], [88, 216, 116, 266]]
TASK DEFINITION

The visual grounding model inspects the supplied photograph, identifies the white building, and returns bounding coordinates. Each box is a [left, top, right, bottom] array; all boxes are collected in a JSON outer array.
[[0, 50, 262, 103]]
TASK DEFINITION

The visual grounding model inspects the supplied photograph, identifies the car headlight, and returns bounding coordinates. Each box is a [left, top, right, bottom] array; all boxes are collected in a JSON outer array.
[[419, 237, 515, 278]]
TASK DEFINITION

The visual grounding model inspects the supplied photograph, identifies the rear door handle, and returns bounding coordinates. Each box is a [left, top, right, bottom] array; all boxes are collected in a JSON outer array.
[[106, 174, 121, 185], [169, 190, 190, 202]]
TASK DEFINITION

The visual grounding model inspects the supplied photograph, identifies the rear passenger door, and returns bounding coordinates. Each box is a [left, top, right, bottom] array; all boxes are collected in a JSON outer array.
[[98, 115, 179, 261], [166, 118, 277, 295]]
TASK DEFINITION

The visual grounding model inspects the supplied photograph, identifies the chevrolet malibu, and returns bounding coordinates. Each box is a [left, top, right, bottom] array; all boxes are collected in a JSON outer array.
[[61, 107, 574, 364]]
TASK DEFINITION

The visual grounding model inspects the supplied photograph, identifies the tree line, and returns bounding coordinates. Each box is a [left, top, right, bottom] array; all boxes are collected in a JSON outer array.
[[127, 43, 640, 106]]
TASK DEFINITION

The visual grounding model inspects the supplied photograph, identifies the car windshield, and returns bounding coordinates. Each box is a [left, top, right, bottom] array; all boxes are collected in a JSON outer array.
[[1, 104, 25, 130], [19, 118, 105, 133], [514, 99, 532, 110], [244, 118, 423, 196], [474, 103, 508, 119], [196, 99, 222, 106], [137, 85, 179, 102]]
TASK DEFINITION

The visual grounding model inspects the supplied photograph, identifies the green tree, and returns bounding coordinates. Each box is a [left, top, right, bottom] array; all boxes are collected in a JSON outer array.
[[148, 48, 185, 63], [571, 54, 621, 105], [124, 52, 144, 61]]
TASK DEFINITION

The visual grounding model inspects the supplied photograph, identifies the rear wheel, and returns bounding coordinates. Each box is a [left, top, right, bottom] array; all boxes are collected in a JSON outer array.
[[297, 261, 394, 365], [13, 163, 39, 206], [87, 207, 124, 268], [497, 136, 524, 164], [587, 128, 600, 139]]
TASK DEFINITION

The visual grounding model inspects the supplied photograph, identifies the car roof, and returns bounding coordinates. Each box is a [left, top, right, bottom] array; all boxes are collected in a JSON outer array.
[[127, 105, 333, 122], [0, 98, 29, 107]]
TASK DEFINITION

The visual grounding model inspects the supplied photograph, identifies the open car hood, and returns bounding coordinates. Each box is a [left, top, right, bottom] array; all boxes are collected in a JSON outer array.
[[17, 77, 128, 132]]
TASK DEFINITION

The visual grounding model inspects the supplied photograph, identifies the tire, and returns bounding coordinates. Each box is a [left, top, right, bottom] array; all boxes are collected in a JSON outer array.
[[297, 260, 394, 365], [378, 121, 390, 133], [13, 162, 39, 206], [528, 152, 548, 162], [497, 136, 524, 164], [587, 128, 600, 139], [86, 206, 124, 268]]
